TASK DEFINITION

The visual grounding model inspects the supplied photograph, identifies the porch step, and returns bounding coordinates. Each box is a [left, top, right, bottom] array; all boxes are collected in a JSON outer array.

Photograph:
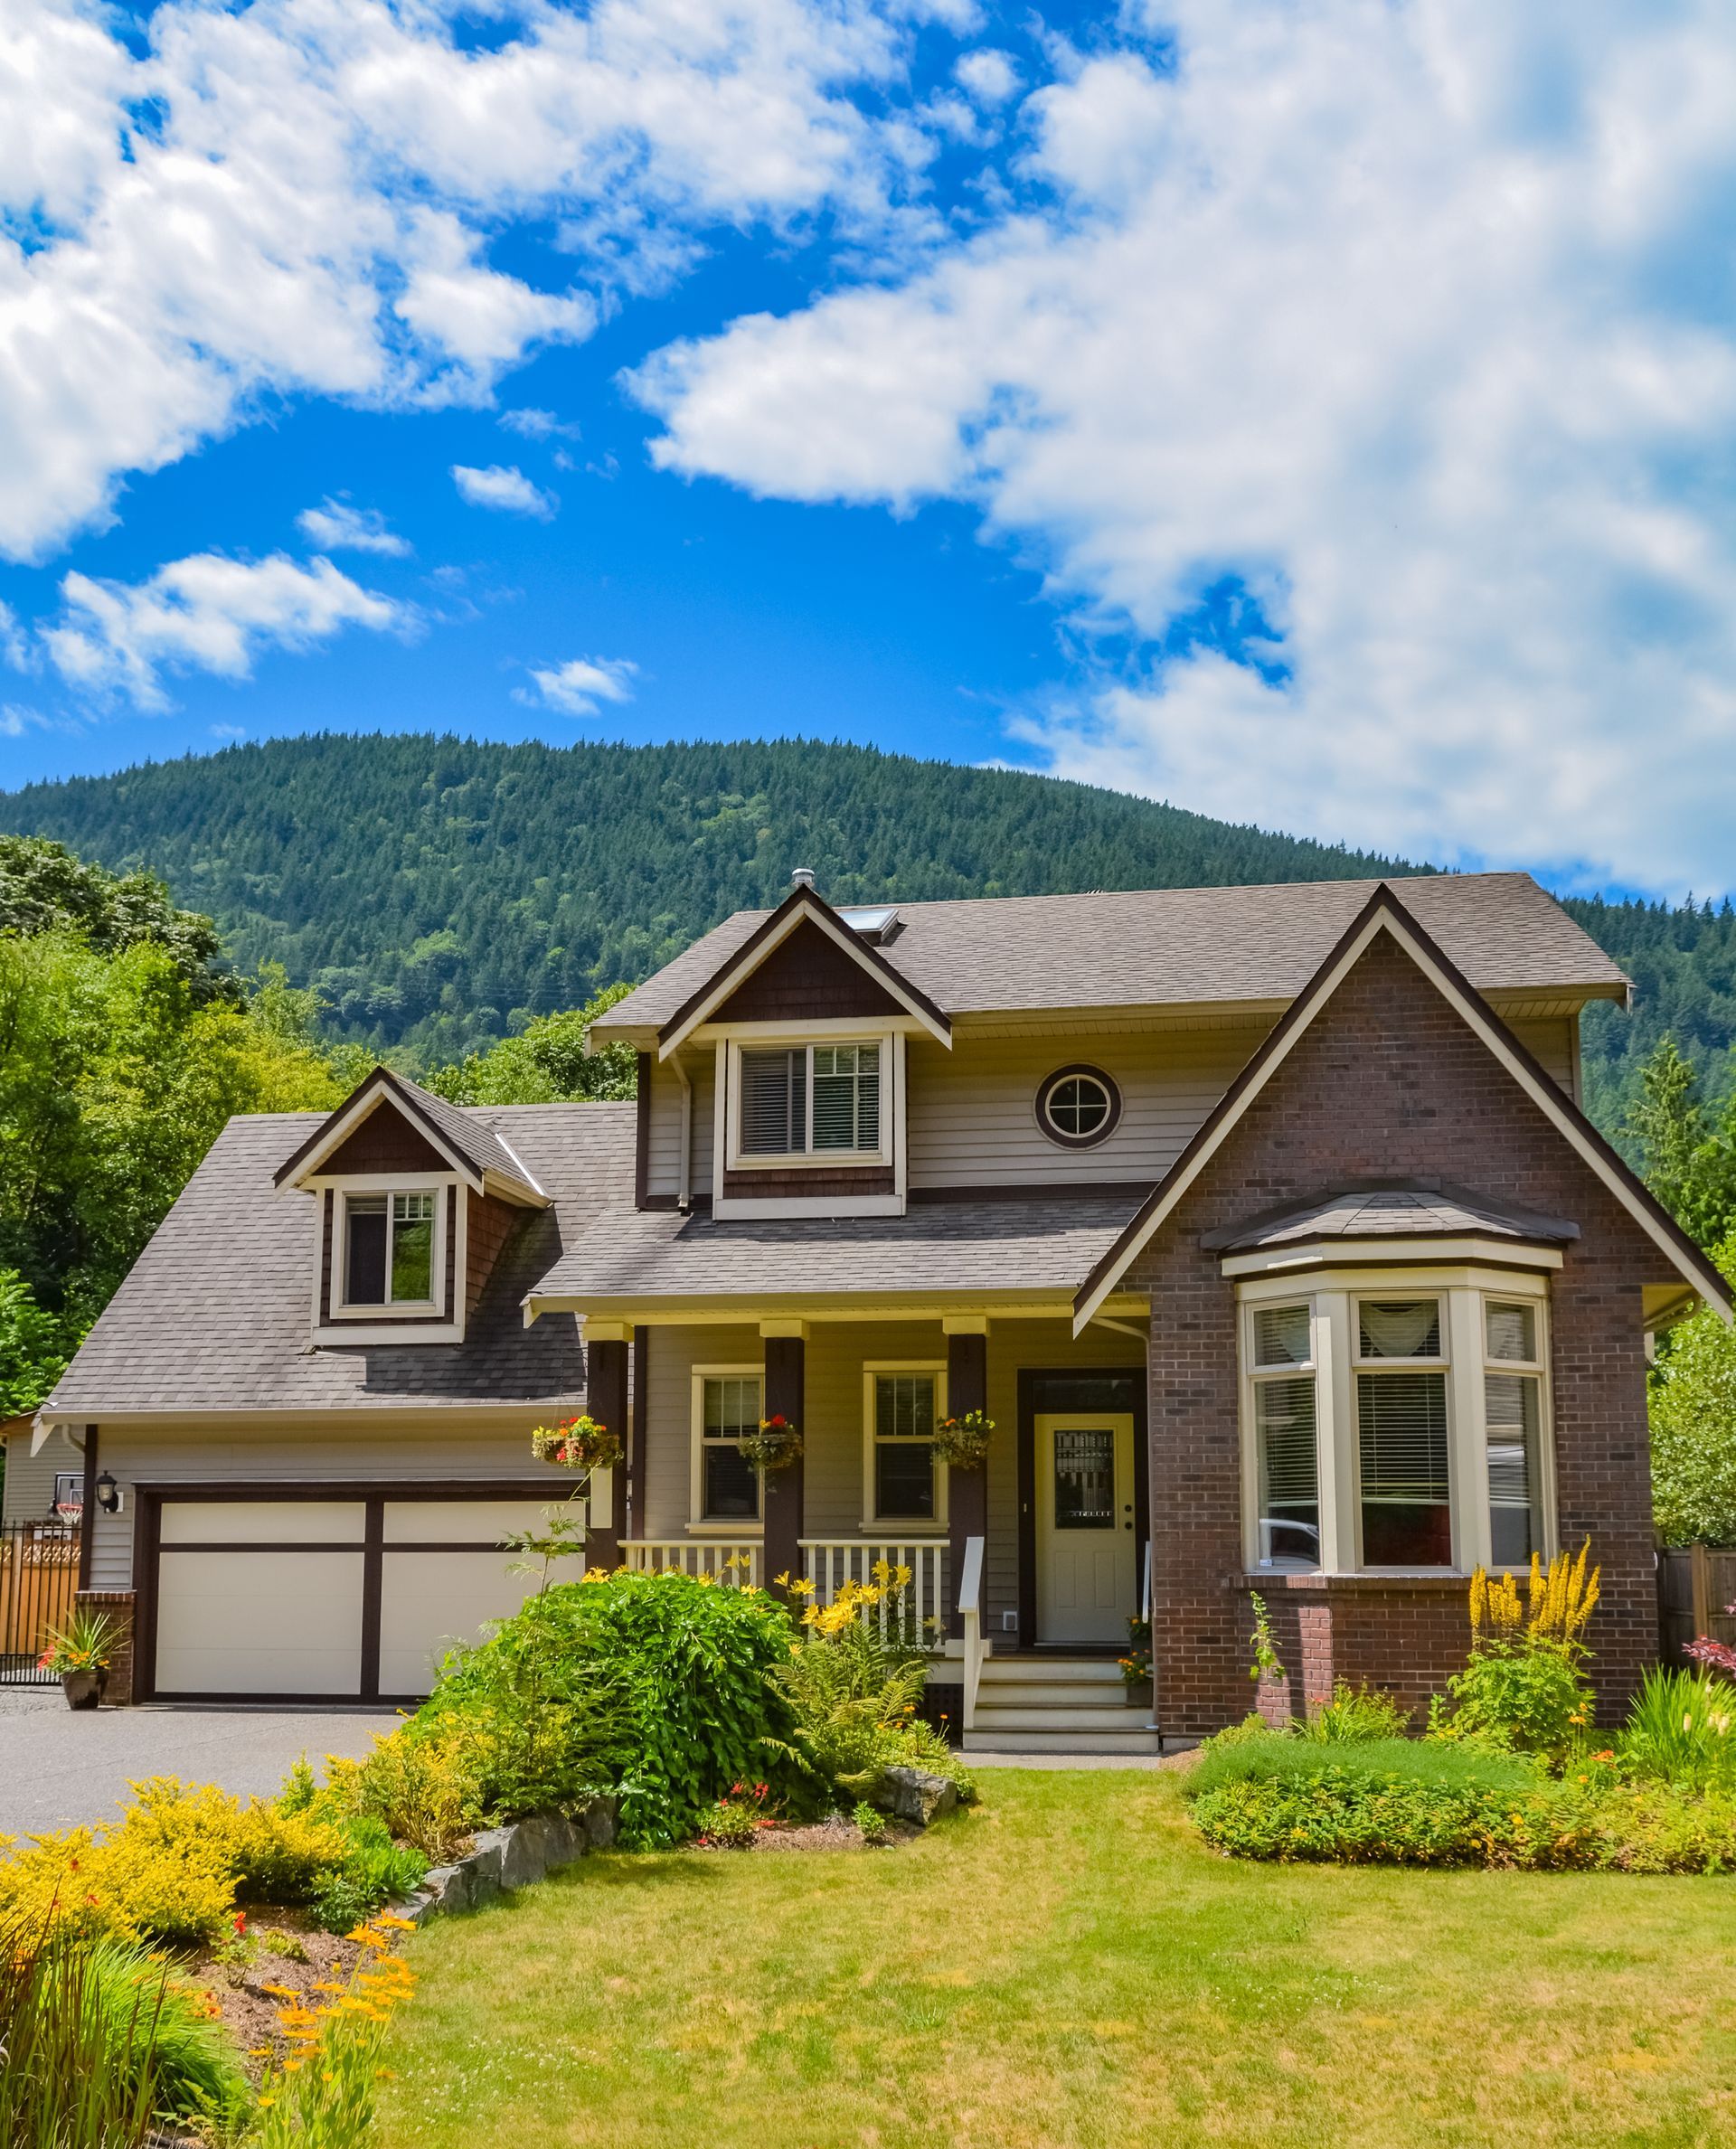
[[978, 1654, 1126, 1685], [970, 1703, 1147, 1733], [964, 1726, 1163, 1756]]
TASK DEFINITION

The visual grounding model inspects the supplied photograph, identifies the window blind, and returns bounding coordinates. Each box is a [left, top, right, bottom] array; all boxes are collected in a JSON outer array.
[[1255, 1372, 1319, 1566], [1486, 1370, 1542, 1564], [812, 1042, 879, 1151], [1486, 1301, 1537, 1362], [1357, 1367, 1450, 1564], [739, 1050, 805, 1155]]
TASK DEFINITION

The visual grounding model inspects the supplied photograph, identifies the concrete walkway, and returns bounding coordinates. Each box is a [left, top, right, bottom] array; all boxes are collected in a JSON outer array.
[[0, 1690, 401, 1835], [966, 1748, 1196, 1771]]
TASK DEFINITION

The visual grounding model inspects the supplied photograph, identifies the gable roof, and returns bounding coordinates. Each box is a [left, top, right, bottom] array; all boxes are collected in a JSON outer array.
[[1071, 884, 1731, 1334], [42, 1103, 635, 1422], [271, 1067, 548, 1205], [652, 883, 951, 1058], [593, 873, 1629, 1043]]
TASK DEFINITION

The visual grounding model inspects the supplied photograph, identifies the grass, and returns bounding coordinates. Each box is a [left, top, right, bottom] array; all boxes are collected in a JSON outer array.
[[378, 1769, 1736, 2149]]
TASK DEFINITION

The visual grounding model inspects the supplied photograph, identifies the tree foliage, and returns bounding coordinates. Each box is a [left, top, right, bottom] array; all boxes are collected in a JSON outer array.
[[0, 834, 240, 1005], [1622, 1037, 1736, 1250], [1648, 1243, 1736, 1547], [423, 984, 637, 1105]]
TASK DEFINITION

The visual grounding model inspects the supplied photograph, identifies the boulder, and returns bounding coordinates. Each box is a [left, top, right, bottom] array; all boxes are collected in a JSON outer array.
[[467, 1829, 509, 1903], [415, 1863, 475, 1918], [882, 1767, 958, 1826], [581, 1795, 619, 1850]]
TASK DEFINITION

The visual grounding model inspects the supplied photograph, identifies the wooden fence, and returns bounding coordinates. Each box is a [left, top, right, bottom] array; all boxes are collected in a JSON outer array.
[[0, 1522, 82, 1683], [1657, 1544, 1736, 1667]]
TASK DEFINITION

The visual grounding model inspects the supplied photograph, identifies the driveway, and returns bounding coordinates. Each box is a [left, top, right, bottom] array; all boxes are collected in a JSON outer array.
[[0, 1690, 401, 1835]]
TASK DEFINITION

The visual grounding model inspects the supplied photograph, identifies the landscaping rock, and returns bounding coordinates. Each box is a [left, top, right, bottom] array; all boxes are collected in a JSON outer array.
[[882, 1767, 958, 1825], [582, 1795, 620, 1849], [399, 1795, 621, 1922], [414, 1862, 475, 1918], [467, 1829, 509, 1902]]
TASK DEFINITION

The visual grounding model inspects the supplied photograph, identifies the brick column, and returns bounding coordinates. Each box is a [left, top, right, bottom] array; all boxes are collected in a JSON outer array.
[[761, 1328, 806, 1600], [945, 1322, 988, 1639], [77, 1589, 135, 1707], [584, 1337, 629, 1571]]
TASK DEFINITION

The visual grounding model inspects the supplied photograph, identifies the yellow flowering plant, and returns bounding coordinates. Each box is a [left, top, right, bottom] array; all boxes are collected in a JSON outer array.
[[1431, 1542, 1602, 1761], [251, 1914, 417, 2147]]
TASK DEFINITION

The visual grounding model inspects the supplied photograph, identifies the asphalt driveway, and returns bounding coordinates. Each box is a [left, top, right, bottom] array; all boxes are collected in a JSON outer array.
[[0, 1690, 401, 1835]]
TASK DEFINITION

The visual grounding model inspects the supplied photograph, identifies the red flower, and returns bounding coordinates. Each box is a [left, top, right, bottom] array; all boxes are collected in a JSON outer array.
[[234, 1912, 248, 1934]]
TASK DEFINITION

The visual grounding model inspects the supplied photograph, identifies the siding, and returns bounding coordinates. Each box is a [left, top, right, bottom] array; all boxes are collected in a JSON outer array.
[[2, 1429, 72, 1528], [86, 1420, 571, 1592], [1506, 1016, 1577, 1099], [636, 1316, 1142, 1632], [906, 1026, 1270, 1191], [644, 1054, 715, 1202]]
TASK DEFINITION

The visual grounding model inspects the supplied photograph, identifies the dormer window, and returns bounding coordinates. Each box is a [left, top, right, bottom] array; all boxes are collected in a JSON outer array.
[[343, 1191, 439, 1308], [736, 1042, 884, 1159]]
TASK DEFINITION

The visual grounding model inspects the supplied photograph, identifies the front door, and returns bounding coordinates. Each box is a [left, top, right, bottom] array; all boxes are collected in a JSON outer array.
[[1035, 1413, 1137, 1643]]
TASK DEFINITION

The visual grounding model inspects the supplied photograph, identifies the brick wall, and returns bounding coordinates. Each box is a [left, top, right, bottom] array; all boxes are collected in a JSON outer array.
[[1132, 928, 1664, 1739], [77, 1588, 136, 1707]]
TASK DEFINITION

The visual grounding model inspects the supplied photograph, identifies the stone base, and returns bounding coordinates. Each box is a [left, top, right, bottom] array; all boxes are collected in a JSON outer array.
[[403, 1796, 619, 1925]]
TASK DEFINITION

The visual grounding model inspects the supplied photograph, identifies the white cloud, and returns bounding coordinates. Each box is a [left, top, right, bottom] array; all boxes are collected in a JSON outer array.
[[954, 49, 1018, 105], [516, 654, 639, 714], [451, 464, 559, 518], [41, 550, 408, 709], [296, 497, 410, 556], [500, 408, 581, 441], [637, 0, 1736, 895], [0, 0, 944, 565]]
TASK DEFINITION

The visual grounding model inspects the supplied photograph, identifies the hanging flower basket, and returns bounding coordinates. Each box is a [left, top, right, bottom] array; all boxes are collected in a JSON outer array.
[[531, 1414, 624, 1473], [740, 1414, 803, 1473], [932, 1410, 995, 1469]]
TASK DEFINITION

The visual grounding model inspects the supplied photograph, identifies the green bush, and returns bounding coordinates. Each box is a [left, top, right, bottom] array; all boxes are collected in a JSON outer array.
[[84, 1937, 252, 2133], [1618, 1667, 1736, 1793], [1298, 1681, 1412, 1743], [1427, 1642, 1592, 1759], [417, 1570, 803, 1847], [304, 1816, 428, 1935], [0, 1917, 161, 2148]]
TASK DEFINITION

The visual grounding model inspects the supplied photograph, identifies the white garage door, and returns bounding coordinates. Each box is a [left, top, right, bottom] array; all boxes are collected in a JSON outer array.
[[150, 1491, 563, 1700]]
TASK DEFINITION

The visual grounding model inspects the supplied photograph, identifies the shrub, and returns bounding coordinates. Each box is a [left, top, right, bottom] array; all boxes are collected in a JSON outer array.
[[853, 1801, 890, 1845], [340, 1727, 482, 1863], [769, 1576, 974, 1808], [1618, 1666, 1736, 1793], [305, 1816, 428, 1936], [84, 1937, 253, 2133], [417, 1569, 801, 1847], [1298, 1682, 1412, 1743], [695, 1784, 770, 1846], [0, 1916, 162, 2148], [1428, 1549, 1599, 1759]]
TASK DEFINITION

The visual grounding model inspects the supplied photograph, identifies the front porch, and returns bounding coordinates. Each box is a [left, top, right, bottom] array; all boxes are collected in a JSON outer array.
[[576, 1309, 1156, 1750]]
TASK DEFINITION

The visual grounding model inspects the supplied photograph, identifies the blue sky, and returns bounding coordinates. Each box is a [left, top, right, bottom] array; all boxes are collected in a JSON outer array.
[[4, 0, 1736, 898]]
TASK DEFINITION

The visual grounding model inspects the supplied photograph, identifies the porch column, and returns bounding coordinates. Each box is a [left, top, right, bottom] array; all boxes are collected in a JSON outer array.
[[583, 1327, 629, 1570], [945, 1316, 988, 1640], [760, 1320, 807, 1600]]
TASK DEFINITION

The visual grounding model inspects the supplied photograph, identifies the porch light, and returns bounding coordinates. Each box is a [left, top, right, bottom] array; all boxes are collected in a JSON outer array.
[[95, 1471, 121, 1516]]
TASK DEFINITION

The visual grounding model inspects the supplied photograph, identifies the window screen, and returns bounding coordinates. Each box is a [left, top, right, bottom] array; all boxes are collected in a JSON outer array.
[[873, 1372, 937, 1520]]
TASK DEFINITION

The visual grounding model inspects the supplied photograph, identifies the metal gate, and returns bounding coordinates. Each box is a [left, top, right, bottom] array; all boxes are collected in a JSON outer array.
[[0, 1520, 82, 1684]]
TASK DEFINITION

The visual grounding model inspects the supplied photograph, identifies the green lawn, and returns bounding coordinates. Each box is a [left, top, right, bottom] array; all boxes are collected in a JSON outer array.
[[378, 1769, 1736, 2149]]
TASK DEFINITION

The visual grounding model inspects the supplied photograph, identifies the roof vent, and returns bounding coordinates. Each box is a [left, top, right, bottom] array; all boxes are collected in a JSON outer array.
[[790, 866, 816, 890]]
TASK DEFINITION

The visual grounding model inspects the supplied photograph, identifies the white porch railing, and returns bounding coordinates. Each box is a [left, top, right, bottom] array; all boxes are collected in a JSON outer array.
[[620, 1540, 760, 1587], [958, 1535, 986, 1731], [799, 1539, 948, 1644]]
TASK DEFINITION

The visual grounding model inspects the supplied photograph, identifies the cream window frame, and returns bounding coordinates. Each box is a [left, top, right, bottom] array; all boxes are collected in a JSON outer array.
[[861, 1361, 948, 1532], [333, 1179, 448, 1317], [1237, 1266, 1554, 1577], [725, 1033, 893, 1172], [689, 1363, 765, 1533], [1241, 1302, 1324, 1573]]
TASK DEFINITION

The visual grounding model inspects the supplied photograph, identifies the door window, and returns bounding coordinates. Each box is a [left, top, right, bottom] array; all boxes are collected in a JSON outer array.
[[1052, 1425, 1115, 1529]]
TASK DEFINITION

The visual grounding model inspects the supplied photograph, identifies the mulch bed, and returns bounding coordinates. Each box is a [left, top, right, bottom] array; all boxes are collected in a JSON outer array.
[[700, 1815, 922, 1852], [184, 1912, 375, 2076]]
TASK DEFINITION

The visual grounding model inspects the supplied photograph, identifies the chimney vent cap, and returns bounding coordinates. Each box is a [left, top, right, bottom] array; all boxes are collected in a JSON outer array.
[[789, 866, 816, 889]]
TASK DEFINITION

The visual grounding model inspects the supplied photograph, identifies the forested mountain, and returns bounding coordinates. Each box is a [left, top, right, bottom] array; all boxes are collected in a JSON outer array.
[[0, 731, 1729, 1124]]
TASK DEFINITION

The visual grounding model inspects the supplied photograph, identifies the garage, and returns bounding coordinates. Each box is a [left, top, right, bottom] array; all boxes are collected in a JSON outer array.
[[137, 1484, 567, 1702]]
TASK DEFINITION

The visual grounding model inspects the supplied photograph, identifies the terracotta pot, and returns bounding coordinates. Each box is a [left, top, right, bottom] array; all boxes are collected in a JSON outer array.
[[61, 1667, 107, 1711]]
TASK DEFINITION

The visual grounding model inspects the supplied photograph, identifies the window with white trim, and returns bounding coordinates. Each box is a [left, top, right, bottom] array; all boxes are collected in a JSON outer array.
[[1240, 1277, 1553, 1575], [736, 1042, 883, 1160], [342, 1190, 438, 1307], [863, 1365, 947, 1525], [693, 1372, 762, 1523]]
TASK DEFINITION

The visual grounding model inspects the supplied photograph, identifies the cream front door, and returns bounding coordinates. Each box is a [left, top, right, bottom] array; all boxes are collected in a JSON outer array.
[[1035, 1413, 1137, 1644]]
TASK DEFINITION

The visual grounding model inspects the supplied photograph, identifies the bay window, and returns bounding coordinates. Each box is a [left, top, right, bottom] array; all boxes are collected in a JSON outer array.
[[1240, 1274, 1553, 1575]]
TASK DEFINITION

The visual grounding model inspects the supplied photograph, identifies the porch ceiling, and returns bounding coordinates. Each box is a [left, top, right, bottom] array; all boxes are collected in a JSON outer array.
[[524, 1192, 1146, 1320]]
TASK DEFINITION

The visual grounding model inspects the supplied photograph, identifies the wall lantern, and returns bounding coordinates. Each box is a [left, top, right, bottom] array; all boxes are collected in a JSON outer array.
[[95, 1471, 122, 1516]]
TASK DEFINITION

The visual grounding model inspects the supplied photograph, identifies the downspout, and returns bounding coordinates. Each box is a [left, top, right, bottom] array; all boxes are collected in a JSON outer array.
[[673, 1051, 693, 1213]]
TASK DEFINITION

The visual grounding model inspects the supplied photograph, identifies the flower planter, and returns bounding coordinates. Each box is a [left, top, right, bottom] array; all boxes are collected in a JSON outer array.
[[61, 1667, 108, 1711], [1122, 1680, 1154, 1710]]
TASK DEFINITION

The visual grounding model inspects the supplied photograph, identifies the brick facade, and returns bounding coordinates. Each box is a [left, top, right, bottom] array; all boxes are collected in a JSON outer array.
[[76, 1588, 136, 1707], [1131, 928, 1664, 1739]]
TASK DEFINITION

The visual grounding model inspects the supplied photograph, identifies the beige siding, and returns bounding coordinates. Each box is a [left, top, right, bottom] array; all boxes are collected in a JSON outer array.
[[1507, 1016, 1578, 1099], [906, 1025, 1269, 1190], [645, 1053, 715, 1202], [2, 1429, 72, 1528], [86, 1420, 570, 1593], [634, 1316, 1145, 1633]]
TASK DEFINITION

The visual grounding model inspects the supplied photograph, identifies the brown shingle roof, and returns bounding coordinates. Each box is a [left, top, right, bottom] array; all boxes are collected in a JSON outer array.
[[593, 872, 1628, 1037], [1205, 1185, 1580, 1252], [45, 1103, 636, 1419]]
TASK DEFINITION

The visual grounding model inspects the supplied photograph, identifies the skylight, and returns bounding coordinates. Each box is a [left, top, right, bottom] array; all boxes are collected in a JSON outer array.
[[837, 904, 900, 942]]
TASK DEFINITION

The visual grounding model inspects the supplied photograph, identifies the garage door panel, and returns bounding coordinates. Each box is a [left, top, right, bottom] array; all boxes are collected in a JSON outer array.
[[160, 1502, 366, 1546], [378, 1552, 540, 1696], [382, 1498, 561, 1545], [156, 1550, 364, 1695]]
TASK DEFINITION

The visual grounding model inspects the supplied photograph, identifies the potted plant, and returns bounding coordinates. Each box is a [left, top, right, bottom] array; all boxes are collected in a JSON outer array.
[[1118, 1615, 1153, 1708], [931, 1410, 995, 1469], [39, 1606, 120, 1710], [740, 1413, 803, 1472], [531, 1413, 624, 1473]]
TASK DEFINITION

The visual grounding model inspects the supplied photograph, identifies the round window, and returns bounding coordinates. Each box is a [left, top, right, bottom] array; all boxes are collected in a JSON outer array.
[[1036, 1065, 1121, 1149]]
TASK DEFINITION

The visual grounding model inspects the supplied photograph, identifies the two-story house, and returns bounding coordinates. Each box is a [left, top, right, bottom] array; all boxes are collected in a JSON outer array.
[[13, 872, 1727, 1748]]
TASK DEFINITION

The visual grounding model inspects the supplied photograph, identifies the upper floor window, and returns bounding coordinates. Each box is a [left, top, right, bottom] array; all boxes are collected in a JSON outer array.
[[737, 1041, 883, 1160], [1241, 1277, 1552, 1576], [1036, 1064, 1121, 1149], [343, 1190, 437, 1308]]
